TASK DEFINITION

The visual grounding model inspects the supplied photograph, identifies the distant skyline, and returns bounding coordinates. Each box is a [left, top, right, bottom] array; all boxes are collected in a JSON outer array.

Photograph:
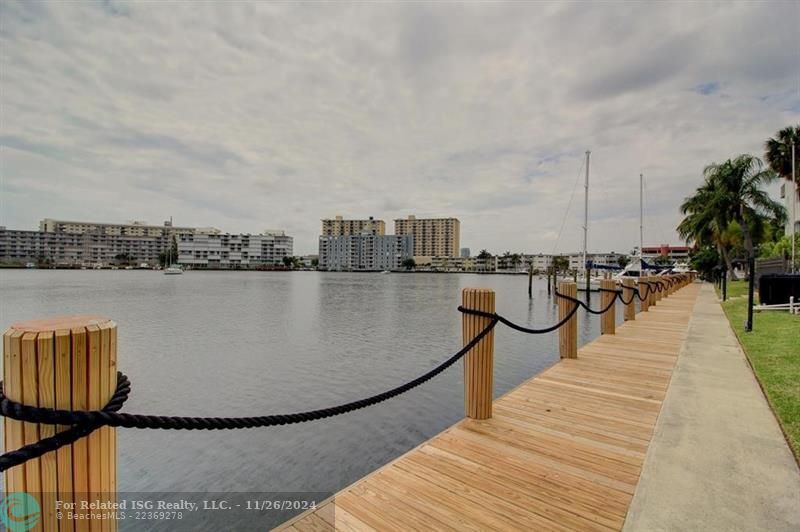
[[1, 1, 798, 255]]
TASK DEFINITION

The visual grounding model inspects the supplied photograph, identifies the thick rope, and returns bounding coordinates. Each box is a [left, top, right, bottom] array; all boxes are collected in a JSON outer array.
[[554, 289, 619, 315], [458, 304, 580, 334], [617, 288, 638, 306], [635, 281, 652, 301]]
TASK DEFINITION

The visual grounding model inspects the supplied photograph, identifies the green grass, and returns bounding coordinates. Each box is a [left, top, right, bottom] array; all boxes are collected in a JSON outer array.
[[719, 280, 800, 460], [719, 278, 748, 299]]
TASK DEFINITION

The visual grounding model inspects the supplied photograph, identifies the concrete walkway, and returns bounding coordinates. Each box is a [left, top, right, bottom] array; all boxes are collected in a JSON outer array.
[[624, 284, 800, 531]]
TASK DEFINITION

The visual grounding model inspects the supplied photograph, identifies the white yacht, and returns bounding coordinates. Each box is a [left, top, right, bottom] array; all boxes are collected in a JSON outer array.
[[672, 262, 692, 273]]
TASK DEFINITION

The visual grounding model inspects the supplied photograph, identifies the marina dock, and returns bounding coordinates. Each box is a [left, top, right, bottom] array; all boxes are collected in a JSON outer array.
[[278, 283, 700, 531]]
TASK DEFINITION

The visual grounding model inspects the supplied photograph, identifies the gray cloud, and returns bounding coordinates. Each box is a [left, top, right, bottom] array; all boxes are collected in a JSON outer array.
[[0, 0, 798, 255]]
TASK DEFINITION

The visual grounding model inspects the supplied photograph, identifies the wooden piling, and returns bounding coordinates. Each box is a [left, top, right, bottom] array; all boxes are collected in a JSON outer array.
[[640, 277, 650, 312], [528, 263, 533, 299], [462, 288, 495, 420], [546, 268, 552, 297], [600, 279, 616, 335], [622, 278, 636, 321], [558, 282, 578, 359], [3, 316, 118, 532]]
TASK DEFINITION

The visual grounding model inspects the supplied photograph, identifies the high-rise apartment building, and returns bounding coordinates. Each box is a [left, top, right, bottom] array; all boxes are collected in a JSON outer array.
[[394, 215, 460, 257], [321, 216, 385, 236], [318, 234, 413, 271]]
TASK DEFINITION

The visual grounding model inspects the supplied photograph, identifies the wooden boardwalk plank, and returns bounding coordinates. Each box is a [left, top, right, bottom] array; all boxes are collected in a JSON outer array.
[[277, 284, 699, 531]]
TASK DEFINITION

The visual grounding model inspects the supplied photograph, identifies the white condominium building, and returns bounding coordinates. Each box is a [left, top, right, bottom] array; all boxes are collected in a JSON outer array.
[[318, 234, 413, 271], [39, 218, 206, 237], [178, 231, 293, 269]]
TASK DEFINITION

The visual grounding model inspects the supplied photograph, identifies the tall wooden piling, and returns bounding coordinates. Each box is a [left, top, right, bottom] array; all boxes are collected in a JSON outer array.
[[528, 263, 533, 299], [558, 282, 578, 359], [600, 279, 616, 334], [3, 316, 118, 532], [640, 278, 650, 312], [462, 288, 495, 420], [622, 278, 636, 321]]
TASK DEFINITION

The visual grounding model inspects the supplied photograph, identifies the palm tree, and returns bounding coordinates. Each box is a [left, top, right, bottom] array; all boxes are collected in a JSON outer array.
[[764, 125, 799, 184], [704, 156, 782, 258], [700, 155, 783, 330], [552, 255, 569, 274], [678, 181, 733, 277]]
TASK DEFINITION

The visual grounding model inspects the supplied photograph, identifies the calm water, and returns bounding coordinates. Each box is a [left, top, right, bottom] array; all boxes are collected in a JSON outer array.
[[0, 270, 622, 527]]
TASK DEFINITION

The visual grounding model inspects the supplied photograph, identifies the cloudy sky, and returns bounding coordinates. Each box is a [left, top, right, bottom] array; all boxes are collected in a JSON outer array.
[[1, 1, 798, 255]]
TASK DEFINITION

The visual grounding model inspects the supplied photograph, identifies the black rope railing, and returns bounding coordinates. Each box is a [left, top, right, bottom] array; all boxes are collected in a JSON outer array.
[[554, 288, 618, 315], [0, 275, 687, 472], [458, 304, 580, 334]]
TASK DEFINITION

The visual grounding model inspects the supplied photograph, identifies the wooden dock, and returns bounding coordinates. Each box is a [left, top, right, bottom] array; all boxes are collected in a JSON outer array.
[[278, 283, 699, 531]]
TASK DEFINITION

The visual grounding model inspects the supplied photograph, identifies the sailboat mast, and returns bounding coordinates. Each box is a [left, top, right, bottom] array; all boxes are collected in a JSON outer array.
[[583, 150, 590, 274], [639, 173, 644, 272]]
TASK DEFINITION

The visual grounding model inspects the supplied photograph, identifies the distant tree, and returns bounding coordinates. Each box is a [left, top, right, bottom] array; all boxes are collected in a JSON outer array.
[[477, 249, 492, 259], [401, 258, 416, 271], [311, 258, 319, 268], [114, 252, 134, 266], [510, 253, 521, 269], [282, 256, 294, 269], [617, 255, 630, 268], [690, 245, 721, 280], [36, 254, 53, 268], [760, 233, 800, 261], [552, 255, 569, 274]]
